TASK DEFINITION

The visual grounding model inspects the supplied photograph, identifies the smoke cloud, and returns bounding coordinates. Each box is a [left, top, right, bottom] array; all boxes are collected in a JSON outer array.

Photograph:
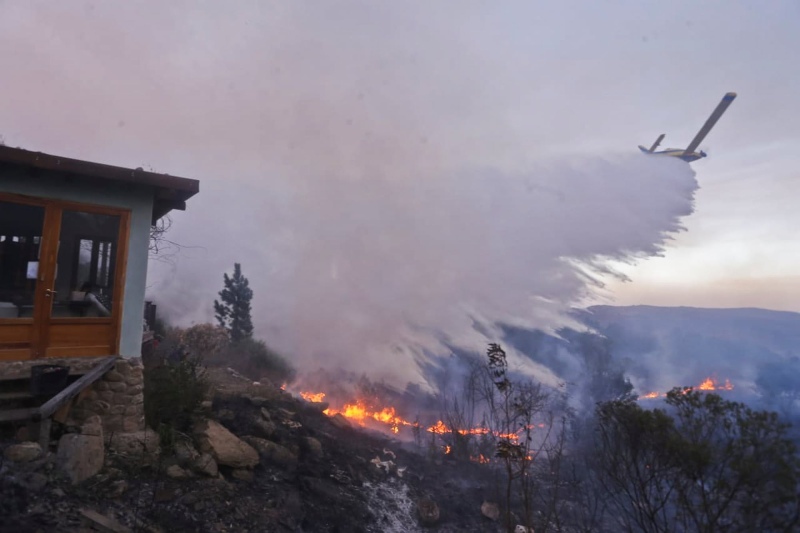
[[152, 154, 697, 386], [0, 2, 701, 387]]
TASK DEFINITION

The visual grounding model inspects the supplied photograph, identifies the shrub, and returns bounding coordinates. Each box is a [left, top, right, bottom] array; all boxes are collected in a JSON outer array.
[[222, 337, 295, 385], [143, 355, 210, 451], [180, 323, 229, 360]]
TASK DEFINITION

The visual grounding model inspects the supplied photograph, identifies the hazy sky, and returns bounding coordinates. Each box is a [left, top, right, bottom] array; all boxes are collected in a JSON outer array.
[[1, 1, 799, 380]]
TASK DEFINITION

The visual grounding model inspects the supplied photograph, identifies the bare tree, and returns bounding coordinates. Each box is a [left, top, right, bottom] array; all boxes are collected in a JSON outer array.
[[149, 215, 183, 262]]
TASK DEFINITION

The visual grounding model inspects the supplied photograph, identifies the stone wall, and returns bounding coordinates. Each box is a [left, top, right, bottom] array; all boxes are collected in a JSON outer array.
[[69, 358, 145, 434]]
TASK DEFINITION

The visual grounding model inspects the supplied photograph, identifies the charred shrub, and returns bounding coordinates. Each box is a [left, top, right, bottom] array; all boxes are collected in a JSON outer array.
[[144, 355, 210, 450]]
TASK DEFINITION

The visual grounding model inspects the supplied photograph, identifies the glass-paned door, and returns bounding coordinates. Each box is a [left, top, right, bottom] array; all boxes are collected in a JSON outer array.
[[0, 198, 46, 360], [0, 194, 128, 360]]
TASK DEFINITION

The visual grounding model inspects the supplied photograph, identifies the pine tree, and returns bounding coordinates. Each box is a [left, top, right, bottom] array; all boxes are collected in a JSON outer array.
[[213, 263, 254, 342]]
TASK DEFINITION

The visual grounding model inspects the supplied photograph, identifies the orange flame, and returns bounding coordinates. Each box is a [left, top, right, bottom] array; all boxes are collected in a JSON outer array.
[[296, 391, 533, 443], [640, 376, 734, 399], [300, 391, 326, 403]]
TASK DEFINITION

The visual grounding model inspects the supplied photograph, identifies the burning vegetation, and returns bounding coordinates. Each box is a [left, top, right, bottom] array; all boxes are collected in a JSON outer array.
[[640, 375, 735, 399], [283, 341, 799, 532]]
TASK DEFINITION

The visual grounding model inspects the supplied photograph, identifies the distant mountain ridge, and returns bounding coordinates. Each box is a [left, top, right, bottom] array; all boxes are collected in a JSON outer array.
[[571, 305, 800, 404]]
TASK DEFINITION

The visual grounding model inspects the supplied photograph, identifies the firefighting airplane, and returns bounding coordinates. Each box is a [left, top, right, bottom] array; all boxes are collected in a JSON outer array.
[[639, 92, 737, 162]]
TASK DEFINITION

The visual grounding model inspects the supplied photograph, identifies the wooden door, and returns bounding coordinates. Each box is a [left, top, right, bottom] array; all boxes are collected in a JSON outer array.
[[0, 194, 48, 360], [0, 194, 129, 361]]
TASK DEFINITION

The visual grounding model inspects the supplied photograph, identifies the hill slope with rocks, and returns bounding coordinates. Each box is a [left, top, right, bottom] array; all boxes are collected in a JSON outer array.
[[1, 367, 505, 533]]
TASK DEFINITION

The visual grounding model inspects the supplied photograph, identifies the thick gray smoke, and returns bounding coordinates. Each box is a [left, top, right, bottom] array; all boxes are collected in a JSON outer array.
[[151, 155, 697, 386], [0, 2, 701, 387]]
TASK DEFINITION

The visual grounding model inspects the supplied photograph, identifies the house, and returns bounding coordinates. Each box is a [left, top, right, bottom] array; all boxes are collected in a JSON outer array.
[[0, 145, 198, 362]]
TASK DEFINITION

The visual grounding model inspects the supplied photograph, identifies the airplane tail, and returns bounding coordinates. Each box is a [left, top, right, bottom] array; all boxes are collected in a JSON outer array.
[[648, 133, 665, 152]]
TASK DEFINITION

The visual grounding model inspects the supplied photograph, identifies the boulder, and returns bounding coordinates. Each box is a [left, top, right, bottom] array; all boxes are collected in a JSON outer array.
[[231, 469, 254, 482], [193, 419, 259, 469], [174, 440, 200, 465], [192, 453, 219, 477], [108, 480, 128, 498], [481, 501, 500, 521], [252, 416, 278, 438], [329, 413, 351, 429], [4, 442, 42, 463], [241, 435, 297, 468], [56, 434, 104, 484], [81, 415, 103, 437], [417, 498, 440, 526], [166, 464, 191, 479], [303, 437, 323, 459], [107, 429, 159, 457], [21, 473, 48, 492], [247, 396, 270, 407]]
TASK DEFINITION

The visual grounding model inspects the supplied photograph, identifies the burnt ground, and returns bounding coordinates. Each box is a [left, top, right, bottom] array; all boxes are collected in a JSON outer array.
[[0, 367, 507, 533]]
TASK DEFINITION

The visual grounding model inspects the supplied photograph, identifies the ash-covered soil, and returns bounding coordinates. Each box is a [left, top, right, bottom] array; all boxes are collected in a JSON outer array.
[[1, 368, 504, 533]]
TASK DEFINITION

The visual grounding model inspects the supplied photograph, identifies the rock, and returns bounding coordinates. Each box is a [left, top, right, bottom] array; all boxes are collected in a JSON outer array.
[[260, 407, 273, 421], [78, 508, 133, 533], [304, 437, 323, 459], [14, 426, 30, 442], [154, 487, 179, 503], [121, 415, 145, 433], [174, 440, 199, 465], [108, 480, 128, 498], [252, 417, 277, 438], [115, 360, 132, 376], [417, 498, 440, 526], [192, 453, 218, 477], [56, 434, 104, 484], [166, 464, 191, 479], [107, 429, 159, 457], [481, 501, 500, 521], [216, 409, 236, 422], [241, 436, 297, 467], [4, 442, 42, 463], [231, 469, 254, 482], [21, 473, 48, 492], [329, 413, 351, 429], [248, 396, 269, 407], [193, 419, 259, 469], [514, 526, 532, 533], [277, 408, 295, 420], [81, 415, 103, 437], [104, 370, 125, 382]]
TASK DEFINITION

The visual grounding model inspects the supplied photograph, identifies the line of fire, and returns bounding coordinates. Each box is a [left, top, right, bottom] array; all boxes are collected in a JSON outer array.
[[281, 372, 736, 465]]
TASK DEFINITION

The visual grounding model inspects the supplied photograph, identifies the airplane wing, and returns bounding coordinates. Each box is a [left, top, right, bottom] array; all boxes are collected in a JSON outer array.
[[683, 92, 737, 156]]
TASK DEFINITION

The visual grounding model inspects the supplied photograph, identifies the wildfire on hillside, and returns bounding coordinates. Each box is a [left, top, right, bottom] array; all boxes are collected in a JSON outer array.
[[640, 376, 734, 400], [295, 388, 538, 444]]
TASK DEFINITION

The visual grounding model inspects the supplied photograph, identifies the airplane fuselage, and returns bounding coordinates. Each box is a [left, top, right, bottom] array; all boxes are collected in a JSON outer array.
[[638, 146, 706, 163]]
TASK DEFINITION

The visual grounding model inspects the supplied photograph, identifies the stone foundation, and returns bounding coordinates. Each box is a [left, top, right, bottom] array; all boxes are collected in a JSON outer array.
[[68, 358, 145, 434]]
